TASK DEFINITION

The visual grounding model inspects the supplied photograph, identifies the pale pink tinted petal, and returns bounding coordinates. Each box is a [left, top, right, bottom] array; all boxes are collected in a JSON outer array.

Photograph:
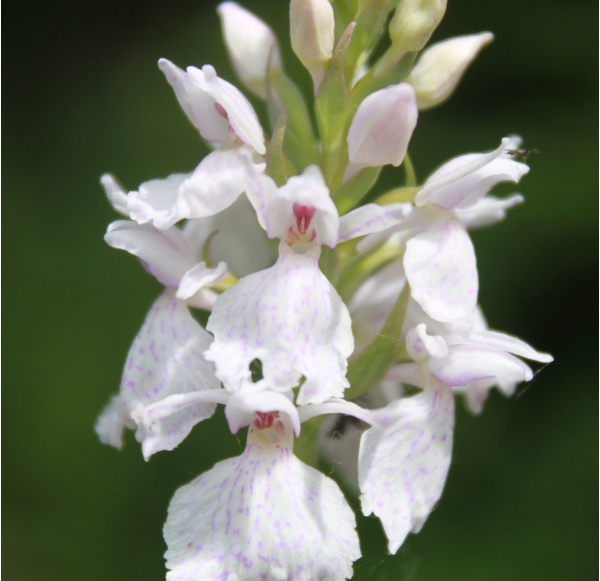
[[456, 194, 523, 228], [158, 59, 231, 143], [429, 344, 533, 387], [178, 147, 264, 219], [104, 221, 196, 288], [120, 292, 220, 459], [467, 330, 553, 363], [416, 138, 528, 209], [347, 83, 418, 167], [404, 218, 477, 322], [127, 173, 191, 229], [164, 441, 360, 580], [205, 246, 353, 403], [193, 64, 266, 154], [359, 386, 454, 553], [338, 203, 410, 243]]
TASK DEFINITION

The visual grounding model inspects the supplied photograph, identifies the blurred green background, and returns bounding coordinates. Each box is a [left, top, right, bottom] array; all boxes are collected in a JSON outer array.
[[3, 0, 597, 579]]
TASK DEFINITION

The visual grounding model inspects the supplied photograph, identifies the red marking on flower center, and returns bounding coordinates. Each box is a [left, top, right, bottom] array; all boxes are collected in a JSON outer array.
[[254, 411, 280, 430], [292, 203, 316, 235], [214, 101, 229, 120]]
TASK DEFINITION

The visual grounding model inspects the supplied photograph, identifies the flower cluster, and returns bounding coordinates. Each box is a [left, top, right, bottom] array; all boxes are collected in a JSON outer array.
[[96, 1, 552, 579]]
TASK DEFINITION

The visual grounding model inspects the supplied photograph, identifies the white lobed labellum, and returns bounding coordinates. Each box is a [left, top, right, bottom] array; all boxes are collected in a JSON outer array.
[[164, 412, 360, 580]]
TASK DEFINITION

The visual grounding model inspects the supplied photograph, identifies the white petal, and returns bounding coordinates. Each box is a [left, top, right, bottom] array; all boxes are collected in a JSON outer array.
[[428, 344, 533, 387], [266, 165, 339, 248], [347, 83, 418, 168], [119, 292, 220, 459], [159, 59, 232, 144], [453, 378, 497, 414], [338, 203, 410, 243], [100, 173, 128, 216], [224, 386, 301, 436], [242, 155, 277, 230], [164, 421, 360, 580], [466, 330, 553, 363], [193, 64, 266, 154], [95, 394, 132, 450], [127, 172, 191, 229], [206, 245, 354, 404], [406, 324, 448, 362], [404, 217, 478, 322], [416, 138, 529, 209], [182, 196, 275, 277], [176, 261, 227, 302], [105, 220, 196, 288], [359, 386, 454, 553], [298, 398, 378, 426], [456, 194, 524, 229], [178, 147, 265, 219]]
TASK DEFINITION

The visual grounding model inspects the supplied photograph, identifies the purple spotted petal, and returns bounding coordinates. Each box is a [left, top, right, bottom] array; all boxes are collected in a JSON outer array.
[[205, 245, 353, 404], [164, 420, 360, 580], [113, 292, 220, 459], [358, 385, 454, 553], [404, 216, 477, 323]]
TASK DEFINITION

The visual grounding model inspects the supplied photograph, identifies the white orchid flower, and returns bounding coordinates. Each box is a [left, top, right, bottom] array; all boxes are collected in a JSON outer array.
[[95, 178, 229, 459], [111, 62, 266, 230], [204, 164, 408, 404]]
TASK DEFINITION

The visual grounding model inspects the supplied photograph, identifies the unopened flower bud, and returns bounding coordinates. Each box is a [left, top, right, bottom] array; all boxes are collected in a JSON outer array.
[[347, 83, 418, 172], [217, 2, 282, 99], [290, 0, 335, 89], [375, 0, 446, 77], [407, 32, 494, 110]]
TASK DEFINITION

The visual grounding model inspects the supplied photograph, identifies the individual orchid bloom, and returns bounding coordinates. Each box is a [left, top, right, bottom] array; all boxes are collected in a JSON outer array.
[[358, 317, 551, 553], [128, 382, 363, 580], [217, 1, 282, 99], [345, 83, 419, 181], [117, 61, 266, 230], [204, 165, 408, 405], [399, 137, 529, 323], [95, 217, 228, 460], [407, 32, 494, 110]]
